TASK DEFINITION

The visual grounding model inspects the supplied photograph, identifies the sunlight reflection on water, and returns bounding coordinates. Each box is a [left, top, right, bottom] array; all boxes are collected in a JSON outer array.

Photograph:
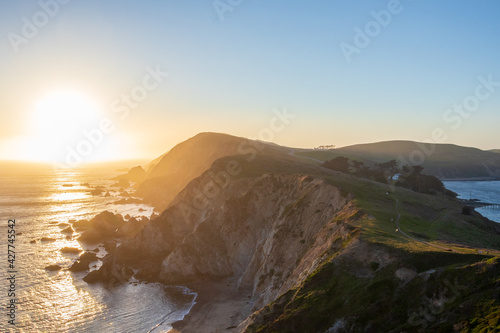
[[0, 168, 192, 333], [50, 192, 89, 202]]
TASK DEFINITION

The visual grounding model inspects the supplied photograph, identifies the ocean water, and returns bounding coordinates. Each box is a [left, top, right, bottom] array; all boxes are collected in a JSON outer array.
[[443, 180, 500, 223], [0, 167, 194, 332]]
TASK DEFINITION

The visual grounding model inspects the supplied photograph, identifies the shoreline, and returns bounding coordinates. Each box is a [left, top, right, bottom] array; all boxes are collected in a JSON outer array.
[[168, 279, 254, 333]]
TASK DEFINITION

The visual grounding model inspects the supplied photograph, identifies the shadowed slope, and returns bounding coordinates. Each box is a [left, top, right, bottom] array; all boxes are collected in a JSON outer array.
[[296, 140, 500, 179], [135, 132, 290, 210]]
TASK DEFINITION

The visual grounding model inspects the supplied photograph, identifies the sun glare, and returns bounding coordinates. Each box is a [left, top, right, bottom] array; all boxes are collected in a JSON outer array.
[[22, 90, 104, 164]]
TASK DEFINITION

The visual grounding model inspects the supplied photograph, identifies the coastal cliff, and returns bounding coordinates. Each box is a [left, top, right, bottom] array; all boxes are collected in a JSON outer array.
[[89, 134, 500, 332], [104, 168, 364, 302]]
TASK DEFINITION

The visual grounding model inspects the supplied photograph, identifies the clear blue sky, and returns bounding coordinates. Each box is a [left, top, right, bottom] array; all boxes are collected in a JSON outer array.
[[1, 0, 499, 163]]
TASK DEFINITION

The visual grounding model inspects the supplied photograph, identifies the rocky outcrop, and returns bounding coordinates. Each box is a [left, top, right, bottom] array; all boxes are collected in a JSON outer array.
[[69, 252, 98, 272], [115, 165, 147, 183], [83, 255, 133, 286], [76, 211, 126, 244], [115, 217, 147, 238], [45, 264, 62, 271]]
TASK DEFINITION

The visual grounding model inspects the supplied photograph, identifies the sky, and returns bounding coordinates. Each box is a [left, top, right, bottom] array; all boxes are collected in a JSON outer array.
[[0, 0, 499, 166]]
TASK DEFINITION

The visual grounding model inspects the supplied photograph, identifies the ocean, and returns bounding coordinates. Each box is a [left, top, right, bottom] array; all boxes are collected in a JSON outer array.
[[443, 180, 500, 223], [0, 166, 194, 333]]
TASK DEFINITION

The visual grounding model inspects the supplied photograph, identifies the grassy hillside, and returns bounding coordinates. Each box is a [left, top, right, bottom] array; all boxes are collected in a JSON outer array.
[[296, 141, 500, 179], [125, 135, 500, 211], [213, 154, 500, 251], [208, 154, 500, 332], [247, 254, 500, 332], [201, 153, 500, 331]]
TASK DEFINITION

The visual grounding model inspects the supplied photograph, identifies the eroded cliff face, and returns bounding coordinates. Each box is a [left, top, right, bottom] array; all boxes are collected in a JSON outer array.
[[160, 173, 359, 308], [89, 170, 382, 331], [100, 171, 368, 305]]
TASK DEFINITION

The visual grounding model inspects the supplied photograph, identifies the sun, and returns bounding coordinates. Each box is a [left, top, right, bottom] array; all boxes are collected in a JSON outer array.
[[24, 90, 104, 164]]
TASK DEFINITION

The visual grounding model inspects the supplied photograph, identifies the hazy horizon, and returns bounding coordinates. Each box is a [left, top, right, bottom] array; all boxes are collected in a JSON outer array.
[[2, 131, 499, 168]]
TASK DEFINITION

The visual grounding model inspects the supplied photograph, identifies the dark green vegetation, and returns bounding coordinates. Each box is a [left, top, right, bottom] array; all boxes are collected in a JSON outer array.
[[321, 157, 454, 197], [210, 152, 500, 250], [296, 140, 500, 179], [247, 256, 500, 332]]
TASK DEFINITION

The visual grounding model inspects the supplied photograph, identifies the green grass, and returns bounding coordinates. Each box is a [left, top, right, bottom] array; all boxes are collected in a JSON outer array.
[[248, 252, 500, 333], [211, 153, 500, 254], [206, 153, 500, 332]]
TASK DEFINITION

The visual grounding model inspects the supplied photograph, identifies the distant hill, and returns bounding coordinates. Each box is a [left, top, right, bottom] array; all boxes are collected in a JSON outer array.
[[133, 132, 291, 210], [296, 141, 500, 179], [490, 149, 500, 154], [124, 137, 500, 210]]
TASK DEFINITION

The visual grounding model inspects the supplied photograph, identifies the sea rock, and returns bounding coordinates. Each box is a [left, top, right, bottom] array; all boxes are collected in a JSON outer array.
[[78, 230, 102, 243], [126, 165, 147, 182], [60, 247, 82, 254], [115, 166, 146, 183], [114, 198, 144, 205], [77, 211, 125, 244], [45, 264, 62, 271], [90, 188, 104, 196], [83, 255, 133, 285], [134, 265, 161, 282], [69, 252, 98, 272], [72, 219, 93, 231], [62, 226, 74, 235]]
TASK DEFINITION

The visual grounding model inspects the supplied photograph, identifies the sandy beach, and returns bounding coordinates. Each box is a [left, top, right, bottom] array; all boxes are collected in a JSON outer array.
[[169, 280, 254, 333]]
